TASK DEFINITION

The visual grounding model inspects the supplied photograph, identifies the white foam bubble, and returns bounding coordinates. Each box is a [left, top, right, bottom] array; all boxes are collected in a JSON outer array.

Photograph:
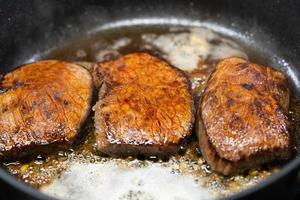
[[142, 27, 247, 71], [42, 161, 215, 200], [111, 38, 132, 50]]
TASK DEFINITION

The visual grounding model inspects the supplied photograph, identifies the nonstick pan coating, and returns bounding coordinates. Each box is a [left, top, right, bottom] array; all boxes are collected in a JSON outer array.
[[0, 0, 300, 200]]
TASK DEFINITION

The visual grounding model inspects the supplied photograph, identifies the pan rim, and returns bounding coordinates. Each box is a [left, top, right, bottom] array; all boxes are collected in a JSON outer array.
[[223, 157, 300, 200], [0, 167, 54, 200]]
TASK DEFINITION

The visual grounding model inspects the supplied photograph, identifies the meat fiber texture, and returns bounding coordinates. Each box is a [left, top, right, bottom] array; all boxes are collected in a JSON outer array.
[[0, 60, 93, 160], [197, 57, 291, 175], [93, 53, 194, 157]]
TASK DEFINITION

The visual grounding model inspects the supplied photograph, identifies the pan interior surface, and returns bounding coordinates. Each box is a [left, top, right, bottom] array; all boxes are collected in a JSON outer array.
[[1, 18, 300, 200]]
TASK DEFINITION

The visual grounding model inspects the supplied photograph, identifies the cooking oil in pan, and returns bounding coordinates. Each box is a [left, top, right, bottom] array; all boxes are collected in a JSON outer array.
[[3, 25, 300, 200]]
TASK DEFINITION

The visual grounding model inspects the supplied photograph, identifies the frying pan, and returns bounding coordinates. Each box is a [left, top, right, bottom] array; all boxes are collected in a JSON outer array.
[[0, 0, 300, 199]]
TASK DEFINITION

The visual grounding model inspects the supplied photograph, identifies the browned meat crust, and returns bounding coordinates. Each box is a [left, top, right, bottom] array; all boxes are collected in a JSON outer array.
[[197, 57, 291, 175], [93, 53, 194, 157], [0, 60, 93, 160]]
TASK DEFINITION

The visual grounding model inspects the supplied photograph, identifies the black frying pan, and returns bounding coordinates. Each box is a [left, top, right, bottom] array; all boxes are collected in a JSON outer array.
[[0, 0, 300, 199]]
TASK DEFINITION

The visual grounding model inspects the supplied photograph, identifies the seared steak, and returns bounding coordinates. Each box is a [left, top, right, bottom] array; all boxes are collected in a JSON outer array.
[[197, 57, 291, 175], [0, 60, 93, 159], [93, 53, 194, 157]]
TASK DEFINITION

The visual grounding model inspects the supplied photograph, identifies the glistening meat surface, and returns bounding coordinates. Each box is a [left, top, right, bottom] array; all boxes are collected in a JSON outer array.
[[197, 57, 291, 175], [0, 60, 93, 159], [93, 53, 194, 157]]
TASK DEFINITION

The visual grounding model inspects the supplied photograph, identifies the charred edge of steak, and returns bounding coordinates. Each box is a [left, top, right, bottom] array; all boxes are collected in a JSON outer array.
[[97, 143, 180, 160], [0, 140, 71, 162]]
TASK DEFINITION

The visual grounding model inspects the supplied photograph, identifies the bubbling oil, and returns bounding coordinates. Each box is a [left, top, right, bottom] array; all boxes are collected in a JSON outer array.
[[2, 25, 300, 200]]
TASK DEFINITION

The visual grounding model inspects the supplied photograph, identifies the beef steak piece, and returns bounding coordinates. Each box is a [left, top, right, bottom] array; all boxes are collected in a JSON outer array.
[[93, 53, 194, 157], [197, 57, 291, 175], [0, 60, 93, 159]]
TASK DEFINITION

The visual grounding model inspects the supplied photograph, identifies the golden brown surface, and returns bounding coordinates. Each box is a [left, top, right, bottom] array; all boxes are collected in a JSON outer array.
[[0, 60, 93, 159], [197, 57, 291, 175], [93, 53, 194, 157]]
